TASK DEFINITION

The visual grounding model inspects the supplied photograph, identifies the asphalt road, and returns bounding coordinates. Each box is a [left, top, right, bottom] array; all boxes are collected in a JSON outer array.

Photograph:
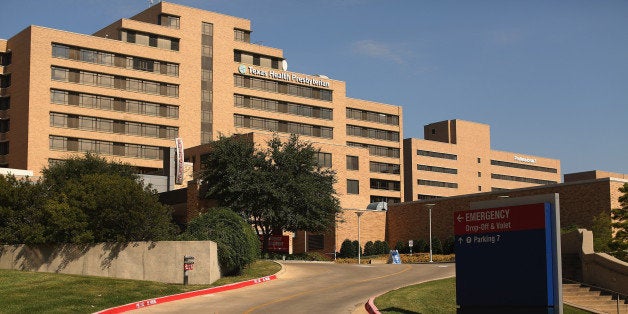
[[134, 261, 455, 314]]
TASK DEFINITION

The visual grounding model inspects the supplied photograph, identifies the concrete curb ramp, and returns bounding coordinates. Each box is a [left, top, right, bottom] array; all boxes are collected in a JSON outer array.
[[94, 275, 278, 314]]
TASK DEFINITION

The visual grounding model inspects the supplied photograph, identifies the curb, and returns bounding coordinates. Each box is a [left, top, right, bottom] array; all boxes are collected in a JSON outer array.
[[364, 296, 381, 314], [94, 274, 277, 313]]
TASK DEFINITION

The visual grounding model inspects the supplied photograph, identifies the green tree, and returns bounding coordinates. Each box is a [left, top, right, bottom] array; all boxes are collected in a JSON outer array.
[[609, 183, 628, 261], [182, 208, 260, 275], [201, 134, 341, 253], [0, 175, 47, 244], [62, 173, 178, 242], [591, 211, 612, 252], [19, 153, 179, 243], [432, 237, 443, 254]]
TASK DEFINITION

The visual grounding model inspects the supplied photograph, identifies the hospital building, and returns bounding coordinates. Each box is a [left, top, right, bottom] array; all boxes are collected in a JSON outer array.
[[0, 2, 565, 254]]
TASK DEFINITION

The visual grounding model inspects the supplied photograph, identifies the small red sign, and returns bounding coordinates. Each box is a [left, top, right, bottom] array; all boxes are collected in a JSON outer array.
[[184, 264, 194, 271], [260, 235, 290, 253], [454, 203, 546, 235]]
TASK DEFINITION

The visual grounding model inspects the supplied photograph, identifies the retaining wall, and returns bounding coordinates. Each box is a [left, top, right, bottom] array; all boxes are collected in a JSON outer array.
[[0, 241, 220, 284]]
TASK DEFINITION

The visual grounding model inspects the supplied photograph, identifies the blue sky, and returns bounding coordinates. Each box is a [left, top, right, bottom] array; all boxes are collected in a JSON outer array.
[[2, 0, 627, 176]]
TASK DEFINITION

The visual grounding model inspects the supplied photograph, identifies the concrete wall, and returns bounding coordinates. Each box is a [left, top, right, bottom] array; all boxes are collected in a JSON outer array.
[[0, 241, 220, 285], [578, 229, 628, 295]]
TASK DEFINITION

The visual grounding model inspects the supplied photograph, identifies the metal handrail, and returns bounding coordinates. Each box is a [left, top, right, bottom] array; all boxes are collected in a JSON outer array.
[[563, 278, 626, 314]]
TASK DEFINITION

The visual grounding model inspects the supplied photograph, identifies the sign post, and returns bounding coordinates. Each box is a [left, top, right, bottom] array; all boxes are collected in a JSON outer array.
[[454, 194, 562, 313]]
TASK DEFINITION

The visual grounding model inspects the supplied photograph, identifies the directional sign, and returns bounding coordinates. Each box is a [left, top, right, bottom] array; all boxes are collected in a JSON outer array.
[[454, 196, 561, 313]]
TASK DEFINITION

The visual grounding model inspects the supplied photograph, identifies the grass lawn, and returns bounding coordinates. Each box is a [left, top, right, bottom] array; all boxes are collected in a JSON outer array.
[[374, 277, 592, 314], [0, 260, 281, 313]]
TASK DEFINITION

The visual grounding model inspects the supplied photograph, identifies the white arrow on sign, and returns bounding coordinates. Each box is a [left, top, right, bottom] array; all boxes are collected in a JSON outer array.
[[457, 214, 464, 222]]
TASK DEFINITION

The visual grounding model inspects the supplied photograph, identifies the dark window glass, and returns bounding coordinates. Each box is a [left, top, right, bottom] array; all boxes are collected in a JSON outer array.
[[347, 179, 359, 194]]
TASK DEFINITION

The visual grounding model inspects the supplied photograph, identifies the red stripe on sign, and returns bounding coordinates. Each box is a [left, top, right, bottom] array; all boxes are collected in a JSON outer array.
[[94, 275, 277, 314], [454, 203, 546, 235]]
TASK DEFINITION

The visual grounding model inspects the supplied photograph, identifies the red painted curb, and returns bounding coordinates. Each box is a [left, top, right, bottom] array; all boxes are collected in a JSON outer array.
[[364, 296, 381, 314], [94, 274, 277, 313]]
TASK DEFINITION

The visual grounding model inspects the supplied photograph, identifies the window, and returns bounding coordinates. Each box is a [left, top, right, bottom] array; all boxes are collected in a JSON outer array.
[[418, 179, 458, 189], [234, 29, 250, 42], [346, 156, 359, 170], [417, 164, 457, 174], [370, 179, 400, 191], [0, 74, 12, 88], [491, 173, 557, 185], [477, 157, 481, 163], [478, 172, 482, 177], [0, 97, 9, 110], [159, 14, 180, 29], [417, 149, 457, 160], [0, 119, 10, 133], [347, 179, 359, 194], [347, 142, 400, 158], [346, 108, 399, 125], [347, 125, 399, 142], [371, 162, 400, 174], [316, 152, 332, 168]]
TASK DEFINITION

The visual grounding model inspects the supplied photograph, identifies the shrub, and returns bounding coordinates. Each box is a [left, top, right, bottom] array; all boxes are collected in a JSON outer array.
[[416, 239, 428, 253], [182, 208, 260, 276], [364, 241, 375, 256], [443, 236, 455, 254], [432, 237, 443, 254], [352, 240, 361, 256]]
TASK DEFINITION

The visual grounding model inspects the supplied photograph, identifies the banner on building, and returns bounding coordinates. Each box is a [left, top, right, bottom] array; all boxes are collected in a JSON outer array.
[[175, 138, 184, 185]]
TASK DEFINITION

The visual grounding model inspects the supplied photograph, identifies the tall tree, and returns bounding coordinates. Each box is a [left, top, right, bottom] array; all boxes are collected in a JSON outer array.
[[609, 183, 628, 261], [201, 134, 341, 253]]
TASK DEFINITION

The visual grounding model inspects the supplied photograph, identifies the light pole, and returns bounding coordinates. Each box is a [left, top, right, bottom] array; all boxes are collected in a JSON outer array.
[[425, 203, 435, 263], [356, 211, 364, 264]]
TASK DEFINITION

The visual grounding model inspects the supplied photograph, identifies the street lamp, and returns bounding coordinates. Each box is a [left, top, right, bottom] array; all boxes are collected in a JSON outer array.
[[356, 211, 364, 264], [425, 203, 435, 263]]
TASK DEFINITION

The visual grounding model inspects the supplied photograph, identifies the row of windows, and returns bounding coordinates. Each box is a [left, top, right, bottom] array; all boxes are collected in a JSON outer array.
[[347, 125, 399, 142], [234, 75, 333, 101], [346, 108, 399, 126], [491, 159, 558, 173], [347, 142, 400, 158], [0, 142, 7, 155], [201, 21, 214, 144], [120, 29, 179, 51], [371, 179, 401, 191], [49, 136, 164, 160], [52, 44, 179, 76], [371, 161, 401, 174], [234, 29, 251, 43], [51, 90, 179, 119], [235, 94, 333, 120], [234, 50, 282, 69], [417, 149, 458, 160], [417, 164, 458, 174], [234, 114, 333, 139], [417, 194, 443, 200], [51, 67, 179, 97], [370, 196, 401, 204], [50, 113, 178, 139], [418, 179, 458, 189], [491, 173, 557, 185]]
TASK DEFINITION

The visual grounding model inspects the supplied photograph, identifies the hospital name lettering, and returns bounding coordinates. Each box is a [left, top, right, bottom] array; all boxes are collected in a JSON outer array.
[[247, 66, 330, 88]]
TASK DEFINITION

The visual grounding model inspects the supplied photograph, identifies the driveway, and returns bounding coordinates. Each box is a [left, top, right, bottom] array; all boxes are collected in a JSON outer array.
[[134, 261, 455, 313]]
